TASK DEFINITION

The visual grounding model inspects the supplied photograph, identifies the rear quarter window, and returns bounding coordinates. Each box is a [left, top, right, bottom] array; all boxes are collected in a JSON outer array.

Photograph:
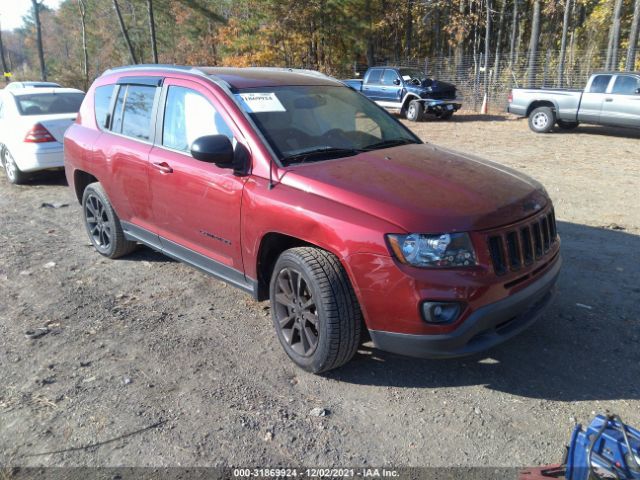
[[94, 85, 115, 130], [366, 69, 383, 84], [589, 75, 612, 94]]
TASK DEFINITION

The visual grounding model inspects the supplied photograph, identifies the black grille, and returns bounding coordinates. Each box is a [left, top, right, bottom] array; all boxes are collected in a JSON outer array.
[[488, 209, 558, 276], [429, 89, 456, 100]]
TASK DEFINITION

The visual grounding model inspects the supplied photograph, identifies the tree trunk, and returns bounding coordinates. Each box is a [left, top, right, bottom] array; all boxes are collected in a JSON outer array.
[[32, 0, 47, 81], [113, 0, 138, 64], [147, 0, 158, 64], [404, 0, 413, 57], [483, 0, 491, 108], [558, 0, 571, 87], [526, 0, 541, 88], [77, 0, 89, 90], [605, 0, 624, 70], [493, 0, 505, 82], [0, 21, 9, 84], [626, 0, 640, 71], [509, 0, 519, 68]]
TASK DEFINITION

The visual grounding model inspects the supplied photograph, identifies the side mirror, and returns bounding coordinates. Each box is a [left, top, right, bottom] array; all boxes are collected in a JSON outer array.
[[190, 135, 234, 166], [393, 78, 401, 85]]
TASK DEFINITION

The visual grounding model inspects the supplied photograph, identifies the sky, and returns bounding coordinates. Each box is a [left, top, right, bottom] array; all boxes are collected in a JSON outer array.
[[0, 0, 63, 31]]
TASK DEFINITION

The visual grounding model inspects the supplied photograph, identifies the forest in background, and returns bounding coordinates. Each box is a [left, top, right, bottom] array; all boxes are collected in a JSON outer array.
[[0, 0, 639, 100]]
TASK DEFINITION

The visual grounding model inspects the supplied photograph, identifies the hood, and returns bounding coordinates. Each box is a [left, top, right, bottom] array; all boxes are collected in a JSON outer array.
[[282, 143, 549, 233], [426, 79, 456, 92]]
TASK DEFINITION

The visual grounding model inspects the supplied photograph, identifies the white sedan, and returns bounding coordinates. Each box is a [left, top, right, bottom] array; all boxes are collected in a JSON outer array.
[[0, 87, 84, 184]]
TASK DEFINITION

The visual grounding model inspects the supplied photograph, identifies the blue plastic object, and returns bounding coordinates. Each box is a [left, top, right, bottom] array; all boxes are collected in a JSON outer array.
[[566, 415, 640, 480]]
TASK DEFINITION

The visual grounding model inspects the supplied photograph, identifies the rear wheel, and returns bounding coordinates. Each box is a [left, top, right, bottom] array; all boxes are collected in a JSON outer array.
[[405, 100, 423, 122], [270, 247, 362, 373], [2, 149, 28, 185], [528, 106, 555, 133], [82, 182, 137, 259], [557, 120, 579, 130]]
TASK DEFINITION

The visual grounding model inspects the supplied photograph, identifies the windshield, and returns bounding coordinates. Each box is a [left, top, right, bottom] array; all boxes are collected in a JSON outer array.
[[15, 92, 84, 116], [399, 69, 428, 82], [235, 85, 421, 165]]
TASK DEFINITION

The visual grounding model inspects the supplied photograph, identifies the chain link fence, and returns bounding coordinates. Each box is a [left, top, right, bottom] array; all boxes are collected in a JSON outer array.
[[354, 49, 629, 113]]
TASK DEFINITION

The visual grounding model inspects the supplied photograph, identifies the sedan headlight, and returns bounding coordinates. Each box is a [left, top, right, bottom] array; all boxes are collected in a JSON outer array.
[[386, 232, 477, 268]]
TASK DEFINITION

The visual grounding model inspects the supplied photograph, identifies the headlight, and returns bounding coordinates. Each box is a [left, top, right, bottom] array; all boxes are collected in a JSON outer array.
[[386, 232, 477, 268]]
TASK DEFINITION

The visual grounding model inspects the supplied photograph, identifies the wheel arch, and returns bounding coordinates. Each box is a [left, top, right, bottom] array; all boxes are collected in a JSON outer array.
[[73, 170, 99, 204], [526, 100, 557, 117], [401, 93, 421, 112]]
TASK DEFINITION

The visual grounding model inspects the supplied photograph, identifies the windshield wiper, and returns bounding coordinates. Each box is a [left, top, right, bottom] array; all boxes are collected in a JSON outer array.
[[281, 147, 363, 165], [362, 138, 422, 151]]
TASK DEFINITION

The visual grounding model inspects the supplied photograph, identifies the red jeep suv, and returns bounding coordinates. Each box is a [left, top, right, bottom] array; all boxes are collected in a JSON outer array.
[[64, 65, 561, 373]]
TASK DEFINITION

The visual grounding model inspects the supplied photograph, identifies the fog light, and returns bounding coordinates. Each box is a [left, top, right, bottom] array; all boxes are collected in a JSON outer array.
[[421, 302, 462, 324]]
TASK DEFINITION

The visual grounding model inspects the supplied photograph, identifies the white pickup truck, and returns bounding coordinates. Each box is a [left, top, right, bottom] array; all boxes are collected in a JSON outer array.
[[508, 72, 640, 133]]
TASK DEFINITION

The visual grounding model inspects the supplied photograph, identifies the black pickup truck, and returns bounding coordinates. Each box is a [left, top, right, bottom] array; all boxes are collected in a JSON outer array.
[[344, 67, 462, 121]]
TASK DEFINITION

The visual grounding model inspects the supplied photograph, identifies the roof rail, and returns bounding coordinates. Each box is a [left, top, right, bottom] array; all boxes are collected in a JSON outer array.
[[239, 67, 336, 80], [101, 64, 208, 77]]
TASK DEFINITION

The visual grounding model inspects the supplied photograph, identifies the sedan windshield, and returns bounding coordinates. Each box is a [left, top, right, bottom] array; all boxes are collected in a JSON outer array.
[[235, 85, 421, 165], [15, 92, 84, 116]]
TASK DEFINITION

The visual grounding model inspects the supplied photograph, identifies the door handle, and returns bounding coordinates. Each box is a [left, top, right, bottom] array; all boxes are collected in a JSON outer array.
[[605, 98, 613, 102], [151, 161, 173, 174]]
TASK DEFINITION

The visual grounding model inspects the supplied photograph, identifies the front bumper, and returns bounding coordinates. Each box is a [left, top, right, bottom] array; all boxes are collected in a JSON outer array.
[[422, 99, 462, 114], [368, 254, 561, 358]]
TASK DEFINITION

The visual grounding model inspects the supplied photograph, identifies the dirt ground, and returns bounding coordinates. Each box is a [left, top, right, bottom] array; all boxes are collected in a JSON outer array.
[[1, 115, 639, 474]]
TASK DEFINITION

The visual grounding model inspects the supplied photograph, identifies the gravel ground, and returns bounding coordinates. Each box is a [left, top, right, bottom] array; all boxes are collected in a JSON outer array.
[[1, 115, 638, 473]]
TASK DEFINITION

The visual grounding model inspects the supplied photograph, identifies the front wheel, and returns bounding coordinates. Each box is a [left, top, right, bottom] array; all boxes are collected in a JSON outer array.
[[269, 247, 362, 373], [82, 182, 137, 259], [405, 100, 423, 122], [528, 106, 555, 133]]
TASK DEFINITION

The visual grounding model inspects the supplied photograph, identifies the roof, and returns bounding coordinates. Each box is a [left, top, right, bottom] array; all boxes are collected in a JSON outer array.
[[7, 87, 85, 97], [6, 81, 62, 89], [102, 65, 342, 89], [201, 67, 341, 89], [592, 71, 640, 75]]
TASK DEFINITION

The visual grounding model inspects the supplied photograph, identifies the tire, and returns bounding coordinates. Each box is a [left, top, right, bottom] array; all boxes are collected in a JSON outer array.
[[405, 100, 423, 122], [82, 182, 137, 259], [269, 247, 362, 373], [2, 149, 28, 185], [557, 120, 579, 130], [528, 106, 555, 133]]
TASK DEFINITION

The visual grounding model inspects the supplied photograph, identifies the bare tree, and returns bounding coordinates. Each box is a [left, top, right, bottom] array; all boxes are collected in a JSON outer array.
[[32, 0, 47, 81], [493, 0, 506, 81], [526, 0, 541, 87], [0, 21, 9, 84], [484, 0, 492, 106], [558, 0, 571, 86], [77, 0, 89, 89], [605, 0, 624, 70], [509, 0, 519, 68], [147, 0, 158, 64], [113, 0, 138, 64], [627, 0, 640, 71]]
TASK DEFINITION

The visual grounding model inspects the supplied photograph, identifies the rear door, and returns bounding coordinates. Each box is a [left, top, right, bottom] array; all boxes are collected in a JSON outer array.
[[578, 74, 613, 124], [601, 74, 640, 127], [362, 68, 384, 102], [147, 77, 247, 282], [93, 78, 161, 245]]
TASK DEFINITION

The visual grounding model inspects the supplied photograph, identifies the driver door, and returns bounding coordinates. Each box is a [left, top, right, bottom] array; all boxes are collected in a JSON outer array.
[[147, 78, 247, 277]]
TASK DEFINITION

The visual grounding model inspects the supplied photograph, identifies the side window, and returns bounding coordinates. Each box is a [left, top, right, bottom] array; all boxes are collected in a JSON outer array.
[[381, 69, 399, 85], [121, 85, 157, 141], [366, 69, 383, 84], [589, 75, 612, 94], [162, 86, 233, 154], [611, 75, 640, 95], [111, 86, 126, 133], [94, 85, 115, 130]]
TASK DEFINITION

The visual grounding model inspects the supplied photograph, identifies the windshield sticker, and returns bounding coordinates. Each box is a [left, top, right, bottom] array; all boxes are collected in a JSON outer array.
[[402, 75, 412, 81], [237, 92, 286, 113]]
